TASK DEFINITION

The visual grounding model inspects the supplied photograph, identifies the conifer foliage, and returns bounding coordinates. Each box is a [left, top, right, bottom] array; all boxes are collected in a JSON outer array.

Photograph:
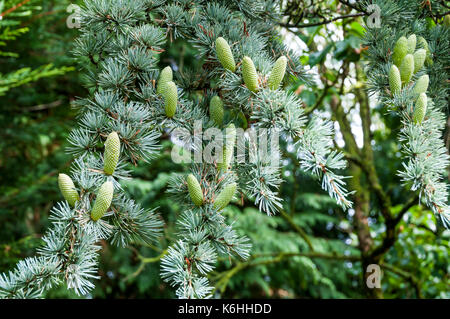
[[1, 0, 354, 299], [364, 0, 450, 228]]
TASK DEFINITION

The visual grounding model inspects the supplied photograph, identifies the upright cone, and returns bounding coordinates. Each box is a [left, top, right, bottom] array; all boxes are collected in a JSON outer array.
[[103, 132, 120, 175], [389, 65, 401, 95], [209, 96, 224, 126], [218, 124, 236, 171], [58, 174, 79, 207], [444, 15, 450, 28], [242, 56, 259, 92], [407, 34, 416, 54], [399, 54, 414, 84], [392, 36, 408, 66], [187, 174, 203, 206], [157, 66, 173, 95], [413, 49, 426, 74], [412, 74, 429, 97], [164, 81, 177, 118], [413, 93, 427, 125], [216, 37, 236, 72], [218, 145, 232, 171], [91, 181, 114, 221], [417, 36, 433, 66], [213, 182, 237, 211], [267, 56, 287, 90]]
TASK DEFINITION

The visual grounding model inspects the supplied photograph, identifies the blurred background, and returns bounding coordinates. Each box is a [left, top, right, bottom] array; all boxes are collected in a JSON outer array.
[[0, 0, 448, 298]]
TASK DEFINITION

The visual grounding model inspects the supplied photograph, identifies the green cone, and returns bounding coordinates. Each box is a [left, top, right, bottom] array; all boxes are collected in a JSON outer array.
[[444, 15, 450, 28], [216, 37, 236, 72], [413, 49, 426, 74], [58, 173, 79, 207], [412, 74, 429, 97], [157, 66, 173, 95], [164, 81, 177, 118], [392, 36, 408, 66], [413, 93, 427, 125], [91, 181, 114, 221], [242, 56, 259, 92], [418, 36, 433, 66], [218, 124, 236, 171], [209, 96, 224, 126], [217, 145, 231, 171], [213, 182, 237, 211], [267, 56, 287, 90], [389, 65, 401, 95], [399, 54, 414, 84], [225, 123, 236, 147], [103, 131, 120, 175], [407, 34, 416, 54], [187, 174, 203, 206]]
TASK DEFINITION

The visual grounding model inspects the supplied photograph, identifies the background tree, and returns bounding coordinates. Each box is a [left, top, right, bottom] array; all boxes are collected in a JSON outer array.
[[0, 0, 82, 284], [0, 0, 449, 299]]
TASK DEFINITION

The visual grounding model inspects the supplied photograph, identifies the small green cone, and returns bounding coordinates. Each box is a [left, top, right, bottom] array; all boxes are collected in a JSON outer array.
[[413, 93, 427, 124], [444, 15, 450, 28], [103, 132, 120, 175], [157, 66, 173, 95], [218, 124, 237, 171], [91, 181, 114, 221], [389, 65, 401, 95], [225, 123, 236, 147], [242, 56, 259, 92], [216, 37, 236, 72], [58, 174, 79, 207], [399, 54, 414, 84], [407, 34, 416, 54], [412, 74, 429, 97], [267, 56, 288, 90], [225, 123, 236, 160], [413, 49, 426, 73], [164, 81, 177, 118], [187, 174, 203, 206], [392, 36, 408, 66], [417, 36, 429, 55], [417, 36, 433, 66], [217, 145, 232, 171], [209, 96, 224, 126], [213, 182, 237, 211], [217, 147, 226, 171]]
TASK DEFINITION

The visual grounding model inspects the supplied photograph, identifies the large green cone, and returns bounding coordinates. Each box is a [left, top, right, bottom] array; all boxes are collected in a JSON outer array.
[[164, 81, 178, 118], [413, 93, 427, 125], [103, 131, 121, 175], [242, 56, 259, 92], [187, 174, 203, 206], [389, 65, 401, 95], [157, 66, 173, 95], [392, 36, 408, 66], [213, 182, 237, 211], [216, 37, 236, 72], [209, 96, 224, 126], [91, 181, 114, 221], [267, 56, 287, 90], [58, 173, 79, 207]]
